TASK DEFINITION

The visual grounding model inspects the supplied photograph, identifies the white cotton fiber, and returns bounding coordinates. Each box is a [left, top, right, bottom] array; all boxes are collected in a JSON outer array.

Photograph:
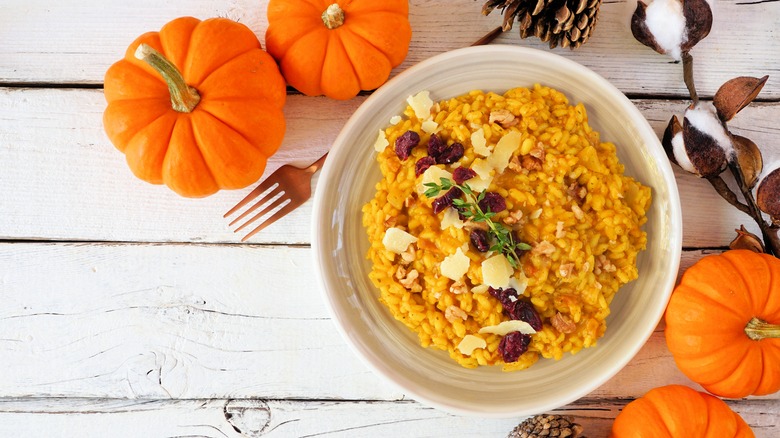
[[644, 0, 687, 61], [671, 131, 697, 173], [685, 102, 734, 156]]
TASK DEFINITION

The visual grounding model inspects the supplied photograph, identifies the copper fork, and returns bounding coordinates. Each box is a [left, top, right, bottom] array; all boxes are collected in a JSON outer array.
[[224, 153, 328, 241]]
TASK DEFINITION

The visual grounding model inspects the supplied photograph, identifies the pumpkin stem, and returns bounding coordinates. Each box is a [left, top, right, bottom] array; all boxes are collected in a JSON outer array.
[[745, 317, 780, 341], [322, 3, 345, 29], [134, 43, 201, 113]]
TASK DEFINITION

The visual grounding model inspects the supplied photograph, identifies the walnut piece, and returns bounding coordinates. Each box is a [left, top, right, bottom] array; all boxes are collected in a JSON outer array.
[[522, 155, 543, 171], [529, 142, 546, 161], [551, 312, 576, 334], [555, 221, 566, 239], [532, 240, 556, 256], [503, 209, 524, 225], [489, 109, 518, 128], [450, 279, 469, 295], [445, 305, 469, 323], [395, 266, 422, 292], [508, 155, 523, 173], [559, 262, 576, 278], [594, 254, 617, 274], [400, 245, 416, 265], [571, 204, 585, 221], [568, 181, 587, 204], [383, 214, 397, 228]]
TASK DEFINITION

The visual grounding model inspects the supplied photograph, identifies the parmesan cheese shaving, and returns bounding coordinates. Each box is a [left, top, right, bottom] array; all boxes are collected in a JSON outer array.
[[478, 320, 536, 336], [382, 227, 417, 254], [406, 91, 434, 120], [441, 207, 465, 230], [456, 334, 487, 355], [373, 130, 389, 152], [481, 254, 513, 288], [421, 119, 439, 134], [487, 130, 522, 172], [389, 115, 402, 125], [440, 248, 470, 281], [471, 128, 491, 156]]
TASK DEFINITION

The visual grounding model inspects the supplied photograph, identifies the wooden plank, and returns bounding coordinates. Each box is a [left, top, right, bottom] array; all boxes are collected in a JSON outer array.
[[0, 397, 776, 437], [1, 1, 779, 99], [1, 242, 776, 402], [1, 88, 778, 246]]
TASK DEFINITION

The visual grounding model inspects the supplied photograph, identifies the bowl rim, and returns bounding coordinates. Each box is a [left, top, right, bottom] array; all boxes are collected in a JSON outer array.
[[311, 44, 682, 417]]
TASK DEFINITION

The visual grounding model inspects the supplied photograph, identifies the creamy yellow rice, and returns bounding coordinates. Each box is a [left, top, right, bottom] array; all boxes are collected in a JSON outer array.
[[362, 85, 651, 370]]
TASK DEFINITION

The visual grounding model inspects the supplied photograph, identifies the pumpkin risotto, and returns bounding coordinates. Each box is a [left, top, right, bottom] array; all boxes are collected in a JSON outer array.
[[362, 85, 651, 370]]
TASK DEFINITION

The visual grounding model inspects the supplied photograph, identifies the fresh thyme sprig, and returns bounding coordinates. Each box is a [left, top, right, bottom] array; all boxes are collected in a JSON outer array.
[[424, 177, 531, 268]]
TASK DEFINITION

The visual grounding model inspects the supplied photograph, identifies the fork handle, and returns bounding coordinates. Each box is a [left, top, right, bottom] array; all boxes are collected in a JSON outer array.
[[306, 152, 328, 174]]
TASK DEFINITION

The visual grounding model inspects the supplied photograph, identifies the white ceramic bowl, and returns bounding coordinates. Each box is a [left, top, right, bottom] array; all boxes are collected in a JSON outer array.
[[312, 45, 682, 417]]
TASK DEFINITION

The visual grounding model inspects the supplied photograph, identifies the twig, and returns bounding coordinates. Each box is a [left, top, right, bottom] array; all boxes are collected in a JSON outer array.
[[706, 175, 751, 215], [728, 159, 780, 256], [682, 52, 698, 105]]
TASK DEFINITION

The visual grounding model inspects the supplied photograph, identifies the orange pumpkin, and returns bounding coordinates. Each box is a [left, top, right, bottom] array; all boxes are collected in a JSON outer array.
[[610, 385, 754, 437], [265, 0, 411, 100], [104, 17, 287, 197], [665, 250, 780, 398]]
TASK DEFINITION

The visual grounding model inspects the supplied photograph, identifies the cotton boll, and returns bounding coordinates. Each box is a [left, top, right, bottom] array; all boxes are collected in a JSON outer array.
[[644, 0, 687, 61], [671, 130, 697, 174], [684, 102, 733, 157]]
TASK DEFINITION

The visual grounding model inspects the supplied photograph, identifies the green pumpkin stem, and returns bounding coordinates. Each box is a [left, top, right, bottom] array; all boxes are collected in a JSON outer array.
[[134, 43, 200, 113], [745, 317, 780, 341], [322, 3, 345, 29]]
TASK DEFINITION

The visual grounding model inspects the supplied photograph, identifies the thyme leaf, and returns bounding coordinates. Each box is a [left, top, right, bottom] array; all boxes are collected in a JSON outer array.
[[424, 177, 530, 267]]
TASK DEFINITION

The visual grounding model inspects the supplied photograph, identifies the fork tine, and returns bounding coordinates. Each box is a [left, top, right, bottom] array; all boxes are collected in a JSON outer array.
[[223, 175, 282, 218], [227, 185, 284, 227], [234, 194, 291, 233], [240, 199, 301, 242]]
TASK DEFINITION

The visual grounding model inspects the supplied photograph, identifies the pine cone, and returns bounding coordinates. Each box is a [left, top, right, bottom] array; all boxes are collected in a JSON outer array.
[[507, 414, 586, 437], [483, 0, 602, 49]]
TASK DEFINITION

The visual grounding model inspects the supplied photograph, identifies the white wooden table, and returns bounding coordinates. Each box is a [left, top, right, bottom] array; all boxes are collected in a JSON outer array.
[[1, 1, 778, 436]]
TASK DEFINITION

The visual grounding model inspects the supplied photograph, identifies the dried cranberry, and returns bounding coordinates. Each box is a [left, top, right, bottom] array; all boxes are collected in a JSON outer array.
[[470, 229, 490, 252], [509, 300, 543, 331], [427, 134, 447, 158], [395, 131, 420, 161], [431, 187, 462, 214], [436, 142, 464, 164], [415, 156, 436, 176], [488, 287, 518, 313], [478, 192, 506, 213], [499, 331, 531, 363], [453, 167, 477, 184]]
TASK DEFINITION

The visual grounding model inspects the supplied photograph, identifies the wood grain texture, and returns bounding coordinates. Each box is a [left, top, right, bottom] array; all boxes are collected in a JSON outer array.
[[1, 1, 779, 99], [2, 242, 776, 403], [1, 0, 779, 432], [0, 397, 776, 437], [1, 88, 778, 246]]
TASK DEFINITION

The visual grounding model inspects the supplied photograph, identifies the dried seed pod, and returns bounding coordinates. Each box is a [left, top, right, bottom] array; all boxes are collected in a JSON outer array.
[[729, 225, 765, 253], [630, 0, 712, 61], [663, 104, 731, 177], [713, 75, 769, 122], [680, 0, 713, 52], [731, 134, 763, 188], [756, 167, 780, 221], [661, 114, 683, 166]]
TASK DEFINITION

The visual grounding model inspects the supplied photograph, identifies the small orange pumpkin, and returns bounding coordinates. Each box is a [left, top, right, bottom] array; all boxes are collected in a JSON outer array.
[[265, 0, 411, 100], [104, 17, 287, 197], [665, 250, 780, 398], [610, 385, 754, 437]]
